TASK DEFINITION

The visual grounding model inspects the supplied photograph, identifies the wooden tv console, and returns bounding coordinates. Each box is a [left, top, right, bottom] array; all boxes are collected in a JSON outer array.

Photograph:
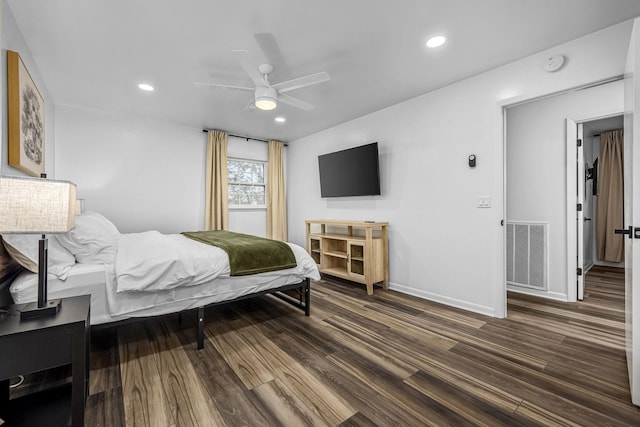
[[305, 219, 388, 295]]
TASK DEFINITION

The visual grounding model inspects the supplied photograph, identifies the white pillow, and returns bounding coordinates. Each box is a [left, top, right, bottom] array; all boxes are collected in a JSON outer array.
[[55, 211, 120, 264], [2, 234, 76, 280]]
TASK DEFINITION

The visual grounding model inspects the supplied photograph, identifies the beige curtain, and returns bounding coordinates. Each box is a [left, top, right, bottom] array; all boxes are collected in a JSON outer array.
[[267, 140, 287, 241], [205, 130, 229, 230], [596, 129, 624, 262]]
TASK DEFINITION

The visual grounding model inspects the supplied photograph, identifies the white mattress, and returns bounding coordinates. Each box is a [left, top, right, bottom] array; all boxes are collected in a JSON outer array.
[[11, 263, 112, 324], [10, 242, 320, 325]]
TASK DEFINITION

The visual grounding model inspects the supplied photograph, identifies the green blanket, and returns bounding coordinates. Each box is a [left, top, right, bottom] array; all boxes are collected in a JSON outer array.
[[182, 230, 297, 276]]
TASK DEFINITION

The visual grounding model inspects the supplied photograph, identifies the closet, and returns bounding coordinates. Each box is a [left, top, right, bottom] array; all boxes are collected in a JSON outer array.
[[582, 115, 624, 271]]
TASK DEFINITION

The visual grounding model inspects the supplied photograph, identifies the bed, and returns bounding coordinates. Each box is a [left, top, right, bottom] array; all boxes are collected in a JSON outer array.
[[1, 212, 320, 349]]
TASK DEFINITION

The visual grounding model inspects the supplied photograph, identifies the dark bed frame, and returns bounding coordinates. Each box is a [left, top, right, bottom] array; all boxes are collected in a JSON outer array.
[[194, 277, 311, 349], [1, 237, 312, 350], [91, 277, 311, 350]]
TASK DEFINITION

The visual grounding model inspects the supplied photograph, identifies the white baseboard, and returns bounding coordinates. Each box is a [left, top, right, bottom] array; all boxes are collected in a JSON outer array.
[[593, 260, 625, 269], [506, 286, 568, 301], [388, 282, 496, 317]]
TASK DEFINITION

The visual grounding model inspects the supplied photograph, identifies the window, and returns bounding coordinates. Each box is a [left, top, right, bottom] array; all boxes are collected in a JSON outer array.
[[228, 158, 266, 208]]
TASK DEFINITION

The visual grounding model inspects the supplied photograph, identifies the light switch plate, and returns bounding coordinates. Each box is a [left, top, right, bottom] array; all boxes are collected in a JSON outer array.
[[477, 196, 491, 208]]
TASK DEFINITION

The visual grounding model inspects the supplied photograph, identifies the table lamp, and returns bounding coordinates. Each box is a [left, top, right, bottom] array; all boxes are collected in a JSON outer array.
[[0, 175, 76, 320]]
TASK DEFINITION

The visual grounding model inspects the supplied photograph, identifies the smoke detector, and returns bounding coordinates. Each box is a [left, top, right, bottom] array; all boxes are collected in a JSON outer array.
[[543, 55, 566, 72]]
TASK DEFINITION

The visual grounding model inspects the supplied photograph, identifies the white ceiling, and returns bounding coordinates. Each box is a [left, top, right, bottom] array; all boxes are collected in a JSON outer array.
[[7, 1, 640, 142]]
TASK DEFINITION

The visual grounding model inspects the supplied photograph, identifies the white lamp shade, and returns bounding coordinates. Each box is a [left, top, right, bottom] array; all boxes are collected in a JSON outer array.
[[0, 175, 76, 233]]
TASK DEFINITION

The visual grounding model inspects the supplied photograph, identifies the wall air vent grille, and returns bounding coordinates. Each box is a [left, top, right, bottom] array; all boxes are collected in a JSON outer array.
[[506, 222, 548, 290]]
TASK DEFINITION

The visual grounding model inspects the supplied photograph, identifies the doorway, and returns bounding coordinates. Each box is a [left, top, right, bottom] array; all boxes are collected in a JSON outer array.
[[581, 116, 625, 276], [504, 79, 624, 304], [574, 116, 626, 310], [504, 94, 628, 377]]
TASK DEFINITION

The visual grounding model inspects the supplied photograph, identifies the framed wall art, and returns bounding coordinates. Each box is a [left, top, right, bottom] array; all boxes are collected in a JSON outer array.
[[7, 50, 45, 177]]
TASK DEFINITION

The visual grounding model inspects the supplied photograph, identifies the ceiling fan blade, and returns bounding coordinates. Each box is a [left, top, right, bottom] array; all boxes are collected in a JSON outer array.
[[194, 82, 254, 91], [278, 93, 315, 111], [242, 98, 256, 111], [232, 49, 266, 87], [272, 71, 330, 93], [254, 33, 293, 80]]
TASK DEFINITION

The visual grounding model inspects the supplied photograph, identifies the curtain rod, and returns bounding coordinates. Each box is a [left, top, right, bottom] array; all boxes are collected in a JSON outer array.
[[201, 129, 287, 146], [592, 128, 623, 137]]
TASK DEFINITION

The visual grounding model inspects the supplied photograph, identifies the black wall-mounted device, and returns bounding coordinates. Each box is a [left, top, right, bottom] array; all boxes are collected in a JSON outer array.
[[468, 154, 476, 168]]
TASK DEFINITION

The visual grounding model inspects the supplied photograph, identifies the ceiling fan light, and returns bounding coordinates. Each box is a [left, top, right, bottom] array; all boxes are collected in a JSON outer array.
[[255, 97, 277, 110], [254, 86, 278, 110]]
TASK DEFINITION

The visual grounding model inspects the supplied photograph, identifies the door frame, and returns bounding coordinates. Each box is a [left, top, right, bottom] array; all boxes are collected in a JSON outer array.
[[566, 114, 624, 302], [498, 82, 624, 317], [566, 118, 581, 302]]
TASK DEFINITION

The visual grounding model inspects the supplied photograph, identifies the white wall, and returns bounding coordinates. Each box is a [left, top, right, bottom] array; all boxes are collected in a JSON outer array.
[[55, 105, 269, 235], [506, 81, 623, 300], [1, 1, 55, 177], [287, 20, 635, 316], [55, 105, 205, 233]]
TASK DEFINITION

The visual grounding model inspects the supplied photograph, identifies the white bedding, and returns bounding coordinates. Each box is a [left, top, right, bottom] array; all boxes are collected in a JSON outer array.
[[9, 231, 320, 324], [114, 231, 230, 293], [11, 263, 112, 324]]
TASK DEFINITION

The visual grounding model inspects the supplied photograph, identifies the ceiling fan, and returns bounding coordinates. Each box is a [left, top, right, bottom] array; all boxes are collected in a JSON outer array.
[[195, 50, 330, 111]]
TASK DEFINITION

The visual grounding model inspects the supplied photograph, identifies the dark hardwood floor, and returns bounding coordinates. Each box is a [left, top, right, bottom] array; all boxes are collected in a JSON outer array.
[[13, 265, 640, 426]]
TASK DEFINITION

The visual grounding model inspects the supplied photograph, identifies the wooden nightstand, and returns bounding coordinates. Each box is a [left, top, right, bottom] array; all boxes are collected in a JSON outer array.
[[0, 295, 90, 426]]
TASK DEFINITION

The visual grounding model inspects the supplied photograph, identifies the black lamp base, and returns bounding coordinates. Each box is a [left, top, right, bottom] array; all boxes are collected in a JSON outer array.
[[20, 299, 61, 321], [19, 236, 61, 321]]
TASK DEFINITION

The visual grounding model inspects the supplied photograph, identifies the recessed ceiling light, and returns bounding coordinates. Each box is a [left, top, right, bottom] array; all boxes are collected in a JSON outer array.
[[426, 35, 446, 48], [275, 117, 286, 123], [138, 83, 154, 91]]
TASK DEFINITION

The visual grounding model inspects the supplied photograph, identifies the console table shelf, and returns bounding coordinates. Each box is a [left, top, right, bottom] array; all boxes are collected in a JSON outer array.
[[306, 220, 389, 295]]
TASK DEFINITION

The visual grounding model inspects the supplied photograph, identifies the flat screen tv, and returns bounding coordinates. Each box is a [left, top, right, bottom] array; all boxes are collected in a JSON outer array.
[[318, 142, 381, 197]]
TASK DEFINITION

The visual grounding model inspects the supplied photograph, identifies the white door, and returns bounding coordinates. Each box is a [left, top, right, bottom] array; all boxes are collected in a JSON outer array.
[[566, 118, 583, 301], [623, 17, 640, 406]]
